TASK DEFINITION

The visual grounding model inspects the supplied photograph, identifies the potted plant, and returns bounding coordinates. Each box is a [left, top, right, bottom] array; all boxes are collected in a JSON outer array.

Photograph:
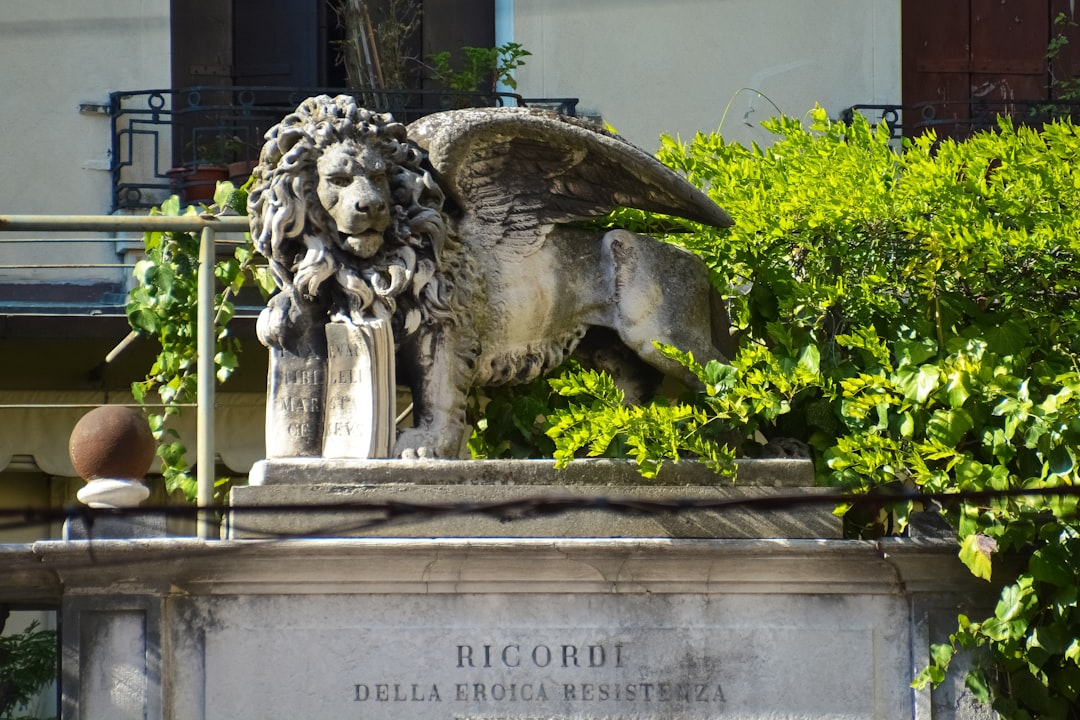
[[166, 135, 233, 203]]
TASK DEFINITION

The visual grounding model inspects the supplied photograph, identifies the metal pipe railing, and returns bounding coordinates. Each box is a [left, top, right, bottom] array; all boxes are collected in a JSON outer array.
[[197, 225, 217, 539], [0, 213, 251, 539], [0, 214, 248, 234]]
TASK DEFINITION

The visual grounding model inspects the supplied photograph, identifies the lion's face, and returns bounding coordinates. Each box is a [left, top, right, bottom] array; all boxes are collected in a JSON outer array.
[[316, 141, 393, 259], [251, 95, 454, 351]]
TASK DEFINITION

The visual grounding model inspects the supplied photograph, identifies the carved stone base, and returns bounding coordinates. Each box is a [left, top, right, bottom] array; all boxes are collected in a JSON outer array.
[[12, 536, 995, 720], [76, 476, 150, 508], [227, 459, 841, 540]]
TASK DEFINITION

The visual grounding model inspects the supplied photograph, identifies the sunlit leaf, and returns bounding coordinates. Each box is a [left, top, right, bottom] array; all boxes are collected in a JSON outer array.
[[960, 533, 997, 581]]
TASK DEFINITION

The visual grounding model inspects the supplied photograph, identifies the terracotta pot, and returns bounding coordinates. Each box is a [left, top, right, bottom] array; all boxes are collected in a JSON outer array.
[[227, 159, 259, 186], [166, 164, 229, 203]]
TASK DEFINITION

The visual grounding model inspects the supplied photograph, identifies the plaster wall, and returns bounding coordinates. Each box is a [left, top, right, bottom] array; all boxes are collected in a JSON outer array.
[[0, 1, 171, 284], [511, 0, 901, 151]]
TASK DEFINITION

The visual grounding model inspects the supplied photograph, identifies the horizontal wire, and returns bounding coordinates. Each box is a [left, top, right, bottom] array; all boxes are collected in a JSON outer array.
[[3, 483, 1077, 533], [2, 484, 1070, 574]]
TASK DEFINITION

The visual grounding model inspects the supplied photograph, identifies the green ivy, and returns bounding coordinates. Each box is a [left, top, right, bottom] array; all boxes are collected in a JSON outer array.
[[125, 183, 274, 501]]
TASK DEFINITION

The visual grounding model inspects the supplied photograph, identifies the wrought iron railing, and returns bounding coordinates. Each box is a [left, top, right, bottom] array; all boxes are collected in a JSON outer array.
[[109, 87, 580, 212], [843, 100, 1080, 141]]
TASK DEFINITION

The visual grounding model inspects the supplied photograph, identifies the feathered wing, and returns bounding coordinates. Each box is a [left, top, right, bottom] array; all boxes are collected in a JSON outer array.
[[406, 107, 733, 254]]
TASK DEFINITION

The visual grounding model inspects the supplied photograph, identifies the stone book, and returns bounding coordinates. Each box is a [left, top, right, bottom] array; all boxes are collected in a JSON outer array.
[[321, 320, 396, 458], [264, 349, 326, 458]]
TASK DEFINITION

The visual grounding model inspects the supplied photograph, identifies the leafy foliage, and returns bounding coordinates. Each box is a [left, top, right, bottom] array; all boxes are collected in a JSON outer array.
[[0, 620, 56, 720], [427, 42, 531, 96], [544, 342, 821, 477], [498, 108, 1080, 716], [467, 372, 564, 460], [1045, 12, 1080, 112], [125, 183, 274, 501]]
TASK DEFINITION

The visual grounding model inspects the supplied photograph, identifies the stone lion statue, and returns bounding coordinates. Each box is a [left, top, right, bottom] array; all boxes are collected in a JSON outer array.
[[249, 94, 735, 459]]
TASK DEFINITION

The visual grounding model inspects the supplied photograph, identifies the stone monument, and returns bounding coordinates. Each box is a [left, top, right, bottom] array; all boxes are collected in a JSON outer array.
[[246, 94, 735, 461], [233, 94, 838, 538]]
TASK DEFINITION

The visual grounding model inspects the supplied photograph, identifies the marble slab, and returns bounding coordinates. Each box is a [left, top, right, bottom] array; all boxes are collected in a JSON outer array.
[[177, 591, 909, 719], [228, 458, 843, 539]]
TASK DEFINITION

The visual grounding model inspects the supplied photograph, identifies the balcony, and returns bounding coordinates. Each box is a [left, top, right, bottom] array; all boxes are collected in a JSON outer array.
[[109, 87, 579, 211], [844, 100, 1080, 142]]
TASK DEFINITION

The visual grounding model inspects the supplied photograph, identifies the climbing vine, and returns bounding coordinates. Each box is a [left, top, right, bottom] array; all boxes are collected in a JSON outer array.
[[125, 183, 274, 501]]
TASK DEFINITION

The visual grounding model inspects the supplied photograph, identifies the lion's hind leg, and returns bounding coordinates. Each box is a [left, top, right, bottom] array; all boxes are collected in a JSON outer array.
[[601, 230, 731, 386]]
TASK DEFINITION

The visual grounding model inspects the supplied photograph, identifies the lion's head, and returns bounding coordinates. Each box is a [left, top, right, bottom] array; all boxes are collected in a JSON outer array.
[[248, 95, 453, 350]]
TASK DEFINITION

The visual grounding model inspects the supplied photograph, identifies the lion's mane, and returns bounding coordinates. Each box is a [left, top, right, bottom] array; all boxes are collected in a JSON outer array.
[[248, 95, 462, 351]]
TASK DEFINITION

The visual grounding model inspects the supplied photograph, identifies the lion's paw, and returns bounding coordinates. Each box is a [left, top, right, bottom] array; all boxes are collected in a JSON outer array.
[[394, 429, 445, 459]]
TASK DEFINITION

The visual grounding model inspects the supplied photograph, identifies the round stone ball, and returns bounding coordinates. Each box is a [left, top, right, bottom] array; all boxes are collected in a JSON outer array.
[[69, 406, 156, 481]]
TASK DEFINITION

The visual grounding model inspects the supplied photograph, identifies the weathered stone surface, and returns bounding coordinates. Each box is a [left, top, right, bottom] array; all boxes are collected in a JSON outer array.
[[228, 458, 840, 539], [63, 513, 167, 540], [248, 457, 814, 486], [321, 320, 395, 458], [15, 537, 997, 719], [249, 95, 735, 460], [192, 591, 906, 718], [264, 348, 326, 458]]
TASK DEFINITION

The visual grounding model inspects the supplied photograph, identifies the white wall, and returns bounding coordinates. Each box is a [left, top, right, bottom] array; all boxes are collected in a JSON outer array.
[[0, 1, 171, 284], [511, 0, 901, 151], [0, 0, 171, 214]]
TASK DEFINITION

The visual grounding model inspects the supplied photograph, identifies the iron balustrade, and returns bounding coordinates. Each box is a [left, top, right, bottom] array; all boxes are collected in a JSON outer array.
[[109, 87, 580, 212], [843, 100, 1080, 141]]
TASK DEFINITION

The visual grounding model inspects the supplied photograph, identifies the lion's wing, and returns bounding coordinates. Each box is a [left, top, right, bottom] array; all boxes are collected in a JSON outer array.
[[407, 107, 732, 253]]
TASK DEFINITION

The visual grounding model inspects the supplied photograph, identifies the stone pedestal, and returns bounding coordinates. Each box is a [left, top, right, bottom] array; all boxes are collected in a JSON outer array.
[[0, 537, 997, 720], [0, 461, 998, 719], [227, 458, 843, 539]]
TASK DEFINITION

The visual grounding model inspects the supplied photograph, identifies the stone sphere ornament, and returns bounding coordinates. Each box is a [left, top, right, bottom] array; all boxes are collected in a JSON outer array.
[[69, 405, 156, 508]]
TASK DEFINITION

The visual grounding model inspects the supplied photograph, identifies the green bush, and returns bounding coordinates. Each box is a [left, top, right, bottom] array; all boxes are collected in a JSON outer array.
[[540, 108, 1080, 716], [0, 620, 56, 720]]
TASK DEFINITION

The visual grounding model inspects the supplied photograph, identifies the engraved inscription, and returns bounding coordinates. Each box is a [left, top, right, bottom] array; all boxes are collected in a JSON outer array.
[[265, 349, 328, 456], [324, 340, 366, 441], [456, 643, 624, 669], [352, 639, 725, 711], [278, 365, 326, 440], [321, 320, 394, 457]]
